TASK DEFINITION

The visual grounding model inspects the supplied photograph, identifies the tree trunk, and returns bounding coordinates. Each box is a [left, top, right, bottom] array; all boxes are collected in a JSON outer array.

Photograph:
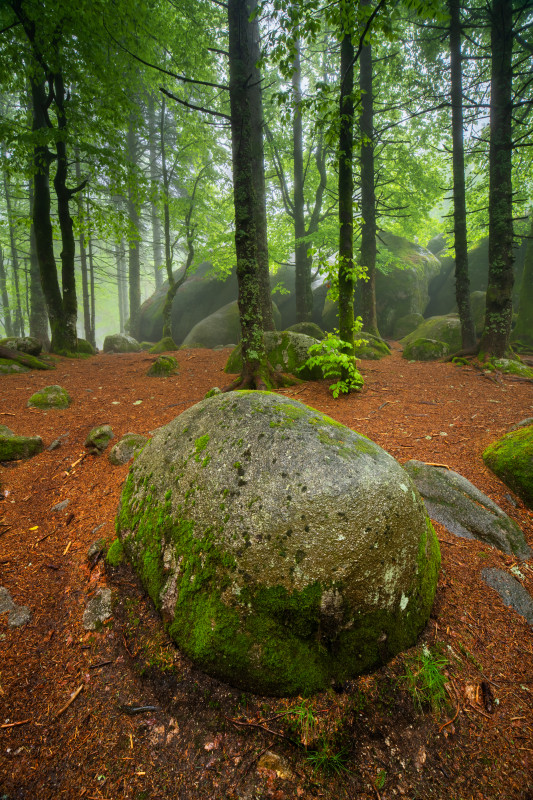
[[358, 7, 380, 339], [228, 0, 271, 388], [28, 179, 50, 348], [449, 0, 476, 350], [512, 213, 533, 349], [148, 95, 164, 290], [75, 154, 91, 344], [159, 95, 176, 343], [2, 166, 25, 336], [52, 71, 78, 354], [338, 31, 355, 355], [479, 0, 514, 357], [87, 222, 96, 348], [293, 38, 313, 323], [0, 245, 14, 337], [115, 241, 126, 334], [127, 115, 141, 340]]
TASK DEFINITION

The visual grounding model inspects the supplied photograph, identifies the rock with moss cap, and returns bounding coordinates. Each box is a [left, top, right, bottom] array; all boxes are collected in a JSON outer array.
[[286, 322, 326, 341], [0, 358, 29, 375], [0, 336, 42, 356], [27, 385, 71, 409], [483, 425, 533, 509], [77, 338, 96, 355], [0, 425, 43, 461], [400, 315, 462, 355], [149, 336, 179, 354], [225, 331, 322, 380], [402, 338, 449, 361], [85, 424, 114, 455], [147, 355, 179, 377], [354, 332, 391, 360], [103, 334, 141, 353], [109, 433, 149, 465], [116, 391, 440, 696]]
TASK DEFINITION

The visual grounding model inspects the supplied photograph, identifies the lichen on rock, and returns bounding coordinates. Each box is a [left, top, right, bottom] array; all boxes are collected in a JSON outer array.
[[483, 425, 533, 509], [116, 391, 440, 696], [27, 385, 71, 410]]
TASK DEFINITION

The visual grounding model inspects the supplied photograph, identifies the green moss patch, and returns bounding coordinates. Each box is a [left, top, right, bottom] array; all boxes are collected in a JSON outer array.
[[147, 355, 179, 377], [27, 385, 71, 409], [483, 425, 533, 509]]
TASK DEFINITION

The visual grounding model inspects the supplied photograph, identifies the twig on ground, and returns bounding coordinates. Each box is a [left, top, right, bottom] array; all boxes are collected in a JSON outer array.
[[0, 719, 31, 729], [55, 684, 83, 718]]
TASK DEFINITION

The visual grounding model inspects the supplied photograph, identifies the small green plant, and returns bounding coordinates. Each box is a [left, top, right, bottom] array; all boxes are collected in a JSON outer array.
[[306, 740, 349, 776], [402, 645, 448, 713], [304, 330, 364, 398], [375, 769, 387, 789], [281, 699, 318, 746]]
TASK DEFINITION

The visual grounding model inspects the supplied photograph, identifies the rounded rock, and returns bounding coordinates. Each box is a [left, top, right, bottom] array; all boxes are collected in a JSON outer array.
[[116, 391, 440, 695]]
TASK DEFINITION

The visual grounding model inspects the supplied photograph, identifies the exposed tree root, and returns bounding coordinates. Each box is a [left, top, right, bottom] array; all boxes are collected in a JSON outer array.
[[222, 364, 302, 393]]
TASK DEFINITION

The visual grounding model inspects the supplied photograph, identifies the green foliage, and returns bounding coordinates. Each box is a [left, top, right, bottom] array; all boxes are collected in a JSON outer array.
[[402, 645, 448, 713], [304, 329, 364, 398], [306, 741, 349, 776]]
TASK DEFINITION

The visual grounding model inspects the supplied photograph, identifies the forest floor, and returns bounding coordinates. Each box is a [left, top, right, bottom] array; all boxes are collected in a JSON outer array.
[[0, 345, 532, 800]]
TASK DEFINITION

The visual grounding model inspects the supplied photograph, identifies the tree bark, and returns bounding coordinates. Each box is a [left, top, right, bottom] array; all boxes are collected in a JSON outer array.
[[2, 165, 25, 336], [228, 0, 271, 387], [148, 95, 164, 290], [449, 0, 476, 350], [358, 6, 379, 339], [512, 213, 533, 349], [75, 154, 91, 344], [479, 0, 514, 357], [292, 38, 313, 322], [338, 31, 355, 355], [0, 245, 14, 337], [28, 179, 49, 348], [127, 115, 141, 340]]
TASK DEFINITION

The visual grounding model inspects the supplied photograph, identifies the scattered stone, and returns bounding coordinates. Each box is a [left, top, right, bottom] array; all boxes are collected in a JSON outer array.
[[0, 358, 30, 375], [82, 588, 113, 630], [0, 427, 43, 462], [402, 338, 449, 361], [257, 751, 293, 780], [85, 424, 114, 455], [103, 334, 141, 354], [87, 539, 106, 569], [92, 523, 105, 535], [404, 460, 531, 560], [482, 568, 533, 626], [146, 355, 179, 377], [8, 606, 31, 628], [108, 433, 148, 465], [27, 385, 71, 409], [117, 391, 440, 696], [483, 425, 533, 510], [0, 587, 31, 628], [510, 418, 533, 431], [0, 336, 42, 356], [51, 499, 70, 512], [491, 359, 533, 379], [47, 438, 62, 451]]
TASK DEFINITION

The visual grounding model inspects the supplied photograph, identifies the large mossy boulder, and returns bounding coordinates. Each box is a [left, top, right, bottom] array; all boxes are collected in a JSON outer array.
[[116, 391, 440, 696], [225, 331, 322, 380], [400, 315, 462, 355], [354, 332, 391, 360], [286, 322, 325, 340], [0, 336, 42, 356], [483, 425, 533, 509], [103, 334, 141, 354], [27, 385, 71, 409], [402, 338, 449, 361], [182, 301, 242, 349], [0, 425, 43, 461], [0, 359, 29, 375]]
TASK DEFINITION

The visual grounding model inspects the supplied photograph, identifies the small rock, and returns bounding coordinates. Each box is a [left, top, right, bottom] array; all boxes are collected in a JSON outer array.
[[0, 586, 16, 615], [257, 751, 293, 780], [85, 425, 114, 455], [51, 500, 70, 512], [27, 385, 71, 410], [482, 568, 533, 626], [8, 606, 31, 628], [204, 387, 221, 399], [108, 433, 148, 466], [83, 588, 113, 630], [87, 538, 106, 567]]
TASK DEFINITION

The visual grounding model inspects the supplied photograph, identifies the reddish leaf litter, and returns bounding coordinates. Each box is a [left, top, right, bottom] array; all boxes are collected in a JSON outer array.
[[0, 345, 532, 800]]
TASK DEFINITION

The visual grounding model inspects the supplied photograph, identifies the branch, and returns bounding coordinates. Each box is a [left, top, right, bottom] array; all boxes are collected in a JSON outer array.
[[264, 122, 294, 217], [159, 87, 230, 120]]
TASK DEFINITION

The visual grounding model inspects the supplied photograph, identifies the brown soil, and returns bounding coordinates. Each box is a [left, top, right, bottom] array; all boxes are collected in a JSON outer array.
[[0, 346, 532, 800]]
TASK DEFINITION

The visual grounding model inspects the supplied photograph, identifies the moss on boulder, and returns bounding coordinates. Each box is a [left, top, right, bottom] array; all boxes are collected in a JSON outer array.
[[147, 355, 179, 377], [116, 391, 440, 696], [109, 433, 149, 466], [400, 315, 462, 354], [0, 336, 42, 356], [27, 385, 71, 409], [225, 331, 322, 380], [392, 313, 425, 340], [77, 338, 96, 355], [286, 322, 326, 340], [483, 425, 533, 509], [491, 359, 533, 378], [0, 427, 43, 461], [103, 334, 141, 353], [402, 338, 449, 361], [149, 337, 179, 354], [354, 332, 391, 360], [85, 424, 114, 454], [0, 358, 29, 375]]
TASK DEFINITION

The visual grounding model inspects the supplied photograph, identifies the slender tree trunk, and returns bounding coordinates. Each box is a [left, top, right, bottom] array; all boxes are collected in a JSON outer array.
[[75, 154, 91, 343], [115, 242, 126, 334], [293, 38, 313, 322], [228, 0, 271, 387], [127, 115, 141, 340], [2, 167, 24, 336], [28, 179, 49, 347], [248, 0, 274, 331], [87, 219, 96, 348], [479, 0, 514, 357], [0, 245, 14, 337], [338, 31, 355, 355], [358, 7, 379, 339], [52, 72, 78, 353], [449, 0, 476, 350], [148, 95, 164, 290], [159, 95, 177, 343], [512, 212, 533, 349]]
